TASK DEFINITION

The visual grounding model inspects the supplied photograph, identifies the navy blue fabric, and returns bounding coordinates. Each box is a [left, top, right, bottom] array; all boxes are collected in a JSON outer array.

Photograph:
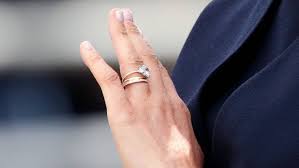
[[172, 0, 299, 167]]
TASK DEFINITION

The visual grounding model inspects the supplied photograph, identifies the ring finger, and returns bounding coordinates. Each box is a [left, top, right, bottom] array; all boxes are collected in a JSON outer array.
[[109, 8, 149, 98], [122, 9, 165, 96]]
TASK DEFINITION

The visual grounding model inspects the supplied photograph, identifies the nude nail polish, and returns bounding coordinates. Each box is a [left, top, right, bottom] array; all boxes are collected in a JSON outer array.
[[81, 41, 94, 51], [115, 10, 124, 22], [123, 9, 133, 21]]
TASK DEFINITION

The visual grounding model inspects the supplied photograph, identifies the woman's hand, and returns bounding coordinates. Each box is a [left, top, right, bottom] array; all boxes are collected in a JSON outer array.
[[80, 8, 204, 168]]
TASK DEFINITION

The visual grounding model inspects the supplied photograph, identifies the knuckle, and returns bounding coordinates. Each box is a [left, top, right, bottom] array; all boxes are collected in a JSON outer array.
[[126, 22, 140, 35], [86, 53, 102, 67], [120, 60, 143, 73], [119, 25, 128, 36], [126, 61, 143, 69], [161, 66, 169, 77], [142, 52, 159, 63], [144, 40, 153, 49], [141, 52, 156, 58], [103, 71, 120, 83], [186, 110, 192, 120], [175, 98, 188, 110], [176, 98, 191, 119], [127, 54, 143, 65], [138, 42, 159, 63], [114, 24, 128, 38], [120, 29, 128, 36], [160, 62, 167, 71], [145, 43, 156, 55]]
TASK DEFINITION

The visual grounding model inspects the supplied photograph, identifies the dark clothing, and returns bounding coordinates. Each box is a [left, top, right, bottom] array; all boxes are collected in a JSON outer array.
[[172, 0, 299, 167]]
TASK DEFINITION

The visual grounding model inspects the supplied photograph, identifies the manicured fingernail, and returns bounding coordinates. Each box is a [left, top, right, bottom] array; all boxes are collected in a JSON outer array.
[[115, 10, 124, 22], [81, 41, 94, 51], [123, 9, 133, 21]]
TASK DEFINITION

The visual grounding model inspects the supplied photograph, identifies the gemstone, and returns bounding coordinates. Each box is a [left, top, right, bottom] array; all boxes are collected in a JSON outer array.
[[138, 65, 150, 78]]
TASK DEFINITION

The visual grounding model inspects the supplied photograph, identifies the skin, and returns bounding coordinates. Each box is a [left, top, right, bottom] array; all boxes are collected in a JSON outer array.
[[79, 8, 204, 168]]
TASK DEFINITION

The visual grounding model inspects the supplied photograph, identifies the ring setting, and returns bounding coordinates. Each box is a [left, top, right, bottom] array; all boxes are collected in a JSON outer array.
[[138, 65, 150, 78], [122, 65, 150, 88]]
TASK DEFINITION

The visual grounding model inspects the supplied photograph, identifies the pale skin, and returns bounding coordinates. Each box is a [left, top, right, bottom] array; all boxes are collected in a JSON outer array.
[[80, 8, 204, 168]]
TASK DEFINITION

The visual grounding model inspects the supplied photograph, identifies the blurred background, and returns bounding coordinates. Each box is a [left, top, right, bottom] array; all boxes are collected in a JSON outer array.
[[0, 0, 210, 167]]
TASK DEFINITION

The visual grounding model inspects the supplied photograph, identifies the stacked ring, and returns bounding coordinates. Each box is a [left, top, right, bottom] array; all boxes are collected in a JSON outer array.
[[122, 76, 148, 88], [122, 65, 150, 82], [122, 65, 150, 88]]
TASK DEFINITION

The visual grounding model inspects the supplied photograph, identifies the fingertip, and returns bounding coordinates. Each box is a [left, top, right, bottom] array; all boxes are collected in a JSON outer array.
[[122, 8, 134, 22], [80, 41, 95, 51], [109, 8, 124, 22], [79, 41, 99, 66], [109, 8, 134, 23], [109, 8, 121, 15]]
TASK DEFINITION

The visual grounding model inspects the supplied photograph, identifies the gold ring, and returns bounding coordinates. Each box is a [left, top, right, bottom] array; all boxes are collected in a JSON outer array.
[[122, 65, 150, 83], [122, 70, 141, 83], [122, 76, 148, 88]]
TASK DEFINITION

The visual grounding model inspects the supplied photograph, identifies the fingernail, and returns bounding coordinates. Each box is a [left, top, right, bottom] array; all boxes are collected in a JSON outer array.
[[115, 10, 124, 22], [123, 9, 133, 21], [81, 41, 94, 51]]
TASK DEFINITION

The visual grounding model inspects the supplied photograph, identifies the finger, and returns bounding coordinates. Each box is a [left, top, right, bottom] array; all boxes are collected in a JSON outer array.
[[158, 61, 180, 99], [80, 41, 131, 119], [158, 61, 190, 123], [122, 9, 165, 95], [108, 8, 149, 97]]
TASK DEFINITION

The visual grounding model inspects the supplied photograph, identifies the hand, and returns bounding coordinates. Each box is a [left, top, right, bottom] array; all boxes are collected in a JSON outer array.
[[80, 8, 204, 168]]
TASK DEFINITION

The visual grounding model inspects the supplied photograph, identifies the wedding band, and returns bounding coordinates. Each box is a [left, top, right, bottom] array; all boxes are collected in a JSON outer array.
[[122, 65, 150, 83], [122, 76, 148, 88]]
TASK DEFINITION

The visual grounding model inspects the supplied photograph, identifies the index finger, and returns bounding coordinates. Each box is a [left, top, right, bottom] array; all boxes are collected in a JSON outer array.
[[80, 41, 131, 117]]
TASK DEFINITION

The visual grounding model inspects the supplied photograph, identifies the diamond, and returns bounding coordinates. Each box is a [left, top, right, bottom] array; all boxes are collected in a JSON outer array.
[[138, 65, 150, 78]]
